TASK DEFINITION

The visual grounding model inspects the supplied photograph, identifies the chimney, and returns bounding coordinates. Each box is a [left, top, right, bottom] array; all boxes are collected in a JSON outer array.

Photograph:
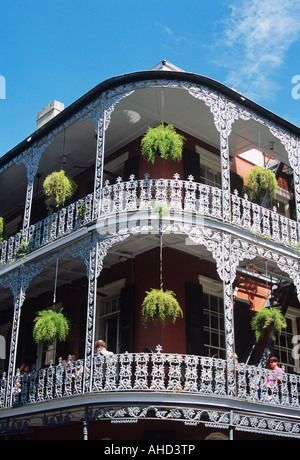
[[36, 100, 64, 130]]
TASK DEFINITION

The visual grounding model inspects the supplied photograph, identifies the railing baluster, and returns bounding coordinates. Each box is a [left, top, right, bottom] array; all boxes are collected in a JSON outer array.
[[133, 352, 150, 390]]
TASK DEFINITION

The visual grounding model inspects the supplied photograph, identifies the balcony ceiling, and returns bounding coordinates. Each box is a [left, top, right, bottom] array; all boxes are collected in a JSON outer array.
[[0, 83, 292, 220]]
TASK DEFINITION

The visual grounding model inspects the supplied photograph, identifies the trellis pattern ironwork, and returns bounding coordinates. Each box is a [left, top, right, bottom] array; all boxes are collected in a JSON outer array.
[[1, 347, 300, 413], [1, 175, 299, 267]]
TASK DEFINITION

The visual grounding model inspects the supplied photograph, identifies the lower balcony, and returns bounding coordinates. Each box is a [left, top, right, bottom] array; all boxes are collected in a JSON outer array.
[[1, 347, 300, 439]]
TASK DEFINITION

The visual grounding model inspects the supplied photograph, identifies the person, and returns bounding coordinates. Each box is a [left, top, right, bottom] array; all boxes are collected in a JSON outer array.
[[15, 363, 31, 397], [19, 363, 30, 376], [267, 356, 284, 389], [94, 340, 114, 356]]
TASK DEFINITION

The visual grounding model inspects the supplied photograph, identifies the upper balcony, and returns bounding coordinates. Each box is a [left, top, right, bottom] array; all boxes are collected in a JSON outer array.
[[0, 174, 299, 271]]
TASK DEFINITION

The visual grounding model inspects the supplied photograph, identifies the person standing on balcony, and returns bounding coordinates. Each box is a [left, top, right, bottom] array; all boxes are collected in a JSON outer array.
[[267, 356, 284, 389], [94, 340, 114, 356]]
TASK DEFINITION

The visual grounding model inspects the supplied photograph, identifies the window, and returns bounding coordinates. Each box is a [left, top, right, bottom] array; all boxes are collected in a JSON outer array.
[[95, 279, 125, 354], [195, 145, 222, 188], [274, 311, 299, 374], [97, 295, 120, 354], [37, 340, 57, 369], [203, 293, 225, 359], [200, 165, 222, 188]]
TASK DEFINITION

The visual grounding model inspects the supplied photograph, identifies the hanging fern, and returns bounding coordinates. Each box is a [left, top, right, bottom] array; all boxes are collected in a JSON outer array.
[[251, 308, 287, 343], [43, 170, 77, 209], [245, 166, 278, 205], [141, 288, 183, 326], [33, 308, 70, 344], [141, 123, 185, 164]]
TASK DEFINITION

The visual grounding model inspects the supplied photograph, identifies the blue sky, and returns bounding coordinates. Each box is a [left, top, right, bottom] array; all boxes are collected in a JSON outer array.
[[0, 0, 299, 157]]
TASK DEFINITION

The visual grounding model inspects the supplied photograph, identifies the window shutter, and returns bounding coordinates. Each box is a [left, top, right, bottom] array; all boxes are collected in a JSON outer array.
[[183, 150, 201, 182], [120, 285, 135, 353], [185, 282, 204, 355], [234, 300, 253, 361], [122, 156, 139, 181]]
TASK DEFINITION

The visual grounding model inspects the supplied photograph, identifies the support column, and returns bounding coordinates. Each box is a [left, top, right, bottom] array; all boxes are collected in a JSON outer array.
[[83, 240, 99, 394], [220, 129, 231, 223], [221, 233, 237, 397], [22, 177, 35, 232], [16, 147, 43, 232], [0, 261, 45, 407], [5, 275, 26, 407], [82, 233, 130, 394], [218, 97, 234, 224], [93, 98, 107, 221]]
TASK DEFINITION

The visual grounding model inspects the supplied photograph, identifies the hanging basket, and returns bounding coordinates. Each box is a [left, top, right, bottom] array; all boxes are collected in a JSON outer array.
[[33, 308, 70, 344], [141, 123, 185, 164], [251, 308, 287, 343], [43, 170, 77, 210], [141, 288, 183, 327], [245, 166, 278, 205]]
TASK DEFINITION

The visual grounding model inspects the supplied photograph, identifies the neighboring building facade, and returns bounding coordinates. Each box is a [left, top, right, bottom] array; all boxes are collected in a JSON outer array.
[[0, 61, 300, 440]]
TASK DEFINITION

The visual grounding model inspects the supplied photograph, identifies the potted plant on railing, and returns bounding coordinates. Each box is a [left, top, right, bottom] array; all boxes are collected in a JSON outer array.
[[141, 123, 185, 164], [33, 307, 70, 344], [245, 166, 278, 206], [77, 200, 86, 223], [43, 170, 77, 210], [251, 307, 287, 343], [15, 241, 29, 259]]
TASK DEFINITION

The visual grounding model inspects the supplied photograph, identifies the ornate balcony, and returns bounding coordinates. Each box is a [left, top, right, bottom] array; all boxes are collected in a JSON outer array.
[[1, 347, 300, 438], [1, 174, 299, 269]]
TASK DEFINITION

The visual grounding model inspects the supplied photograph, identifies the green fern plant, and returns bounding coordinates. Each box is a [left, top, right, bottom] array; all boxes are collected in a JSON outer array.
[[245, 166, 278, 205], [251, 308, 287, 342], [141, 288, 183, 326], [33, 308, 70, 344], [43, 170, 77, 209], [141, 123, 185, 164]]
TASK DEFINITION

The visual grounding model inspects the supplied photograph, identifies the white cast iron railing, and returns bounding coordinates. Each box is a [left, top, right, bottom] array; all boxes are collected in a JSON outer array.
[[1, 348, 300, 411], [0, 174, 299, 267]]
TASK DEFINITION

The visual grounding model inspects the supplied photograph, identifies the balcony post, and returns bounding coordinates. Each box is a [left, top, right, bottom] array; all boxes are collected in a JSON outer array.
[[83, 240, 99, 394], [0, 261, 45, 407], [214, 96, 235, 224], [93, 100, 107, 221], [82, 233, 130, 394], [294, 164, 300, 229], [12, 146, 43, 233], [5, 278, 25, 407], [22, 176, 35, 233], [221, 233, 237, 398]]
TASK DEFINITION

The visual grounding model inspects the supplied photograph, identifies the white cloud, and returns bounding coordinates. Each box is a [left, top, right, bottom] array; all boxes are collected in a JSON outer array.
[[160, 26, 173, 38], [218, 0, 300, 100]]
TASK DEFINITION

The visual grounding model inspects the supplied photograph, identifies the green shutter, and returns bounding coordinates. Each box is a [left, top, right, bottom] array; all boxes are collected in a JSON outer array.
[[185, 282, 204, 355]]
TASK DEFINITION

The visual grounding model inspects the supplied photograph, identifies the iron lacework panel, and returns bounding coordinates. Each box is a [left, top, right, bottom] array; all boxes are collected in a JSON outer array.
[[1, 347, 300, 413]]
